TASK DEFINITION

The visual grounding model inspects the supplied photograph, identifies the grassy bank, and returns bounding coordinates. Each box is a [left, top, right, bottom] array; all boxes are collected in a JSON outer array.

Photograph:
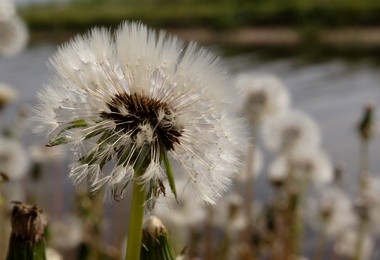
[[20, 0, 380, 32]]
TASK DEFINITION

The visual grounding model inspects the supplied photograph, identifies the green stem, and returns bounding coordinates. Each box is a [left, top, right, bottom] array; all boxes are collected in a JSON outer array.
[[125, 179, 146, 260]]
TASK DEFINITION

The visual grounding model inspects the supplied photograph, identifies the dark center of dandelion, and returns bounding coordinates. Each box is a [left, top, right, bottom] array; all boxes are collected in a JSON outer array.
[[101, 93, 182, 151]]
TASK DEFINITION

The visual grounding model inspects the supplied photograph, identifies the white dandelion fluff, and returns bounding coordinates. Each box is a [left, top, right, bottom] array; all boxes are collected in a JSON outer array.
[[28, 144, 64, 163], [0, 137, 29, 181], [268, 148, 333, 185], [214, 192, 247, 232], [307, 187, 355, 237], [334, 229, 374, 260], [33, 22, 245, 205], [46, 248, 63, 260], [0, 15, 28, 57], [50, 214, 83, 250], [0, 0, 15, 21], [236, 74, 290, 126], [261, 110, 321, 155]]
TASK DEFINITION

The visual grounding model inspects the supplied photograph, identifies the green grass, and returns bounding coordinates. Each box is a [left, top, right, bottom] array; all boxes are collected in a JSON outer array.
[[19, 0, 380, 32]]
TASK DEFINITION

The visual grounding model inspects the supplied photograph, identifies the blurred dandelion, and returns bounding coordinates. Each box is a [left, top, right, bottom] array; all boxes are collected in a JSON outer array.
[[307, 187, 354, 259], [0, 136, 29, 181], [262, 110, 321, 155], [0, 82, 17, 111], [33, 21, 245, 259], [50, 214, 83, 250], [236, 74, 290, 127], [334, 228, 374, 260], [0, 15, 28, 57], [154, 179, 206, 255], [235, 73, 289, 256], [0, 0, 15, 20], [46, 248, 63, 260], [268, 148, 333, 186]]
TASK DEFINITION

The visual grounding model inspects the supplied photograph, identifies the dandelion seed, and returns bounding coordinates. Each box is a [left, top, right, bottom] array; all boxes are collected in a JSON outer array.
[[33, 22, 245, 206], [0, 15, 28, 57]]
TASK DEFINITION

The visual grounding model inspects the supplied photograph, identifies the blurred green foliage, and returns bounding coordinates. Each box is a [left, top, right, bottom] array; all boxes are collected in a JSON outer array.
[[19, 0, 380, 31]]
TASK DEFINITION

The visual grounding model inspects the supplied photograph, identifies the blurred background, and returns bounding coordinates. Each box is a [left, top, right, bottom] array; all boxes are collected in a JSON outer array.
[[2, 0, 380, 259]]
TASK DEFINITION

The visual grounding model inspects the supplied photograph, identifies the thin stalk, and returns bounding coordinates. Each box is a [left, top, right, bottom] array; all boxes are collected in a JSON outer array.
[[243, 128, 256, 259], [204, 206, 214, 260], [354, 220, 366, 260], [245, 141, 255, 224], [285, 162, 308, 260], [125, 178, 146, 260], [359, 139, 369, 194], [313, 226, 327, 260]]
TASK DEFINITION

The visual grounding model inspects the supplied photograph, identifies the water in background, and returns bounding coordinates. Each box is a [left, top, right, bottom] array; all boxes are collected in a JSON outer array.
[[2, 43, 380, 252]]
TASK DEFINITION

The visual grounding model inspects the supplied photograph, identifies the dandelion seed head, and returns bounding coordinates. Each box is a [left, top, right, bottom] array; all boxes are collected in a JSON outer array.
[[290, 148, 333, 184], [334, 229, 374, 260], [237, 74, 290, 126], [214, 192, 247, 232], [262, 110, 321, 155], [33, 21, 245, 205], [0, 137, 29, 181], [0, 15, 28, 57], [307, 187, 355, 237], [268, 148, 332, 186], [0, 0, 15, 21]]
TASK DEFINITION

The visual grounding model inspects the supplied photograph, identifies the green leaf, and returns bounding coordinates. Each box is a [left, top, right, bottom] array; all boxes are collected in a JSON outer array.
[[161, 148, 178, 203]]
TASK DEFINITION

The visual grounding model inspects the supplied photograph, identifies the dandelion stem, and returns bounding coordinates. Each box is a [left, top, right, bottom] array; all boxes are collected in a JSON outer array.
[[125, 176, 146, 260], [359, 139, 369, 193]]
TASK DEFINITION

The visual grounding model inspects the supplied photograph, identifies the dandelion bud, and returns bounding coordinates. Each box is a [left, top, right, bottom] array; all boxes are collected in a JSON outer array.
[[141, 216, 175, 260], [353, 197, 372, 222], [333, 162, 345, 187], [0, 172, 9, 183], [357, 103, 375, 141], [0, 83, 17, 111], [6, 202, 47, 260]]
